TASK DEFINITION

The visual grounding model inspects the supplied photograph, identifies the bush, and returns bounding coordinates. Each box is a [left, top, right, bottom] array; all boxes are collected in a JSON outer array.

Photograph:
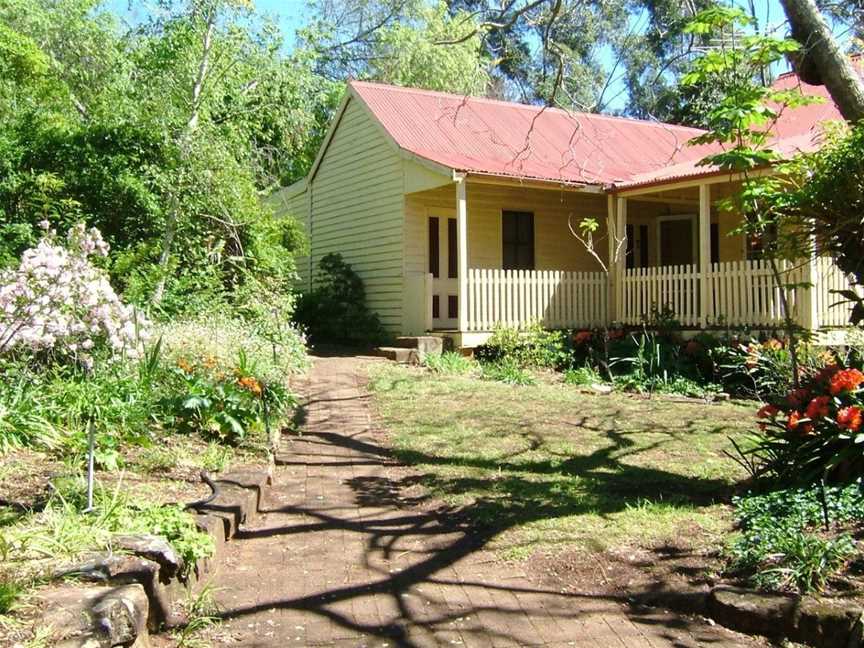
[[742, 362, 864, 483], [162, 350, 295, 445], [158, 314, 308, 386], [0, 223, 148, 367], [481, 356, 535, 385], [294, 253, 388, 346], [423, 351, 476, 375], [476, 322, 568, 369], [563, 366, 603, 386], [729, 484, 863, 593]]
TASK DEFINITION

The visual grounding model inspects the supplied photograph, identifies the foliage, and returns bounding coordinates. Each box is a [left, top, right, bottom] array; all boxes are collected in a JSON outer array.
[[742, 362, 864, 484], [5, 475, 212, 578], [729, 484, 864, 592], [0, 575, 21, 614], [476, 322, 568, 370], [0, 0, 322, 313], [562, 365, 603, 386], [423, 351, 477, 375], [158, 314, 308, 386], [299, 0, 490, 95], [163, 351, 295, 446], [294, 253, 388, 346], [765, 124, 864, 324], [480, 356, 535, 386], [0, 223, 147, 366]]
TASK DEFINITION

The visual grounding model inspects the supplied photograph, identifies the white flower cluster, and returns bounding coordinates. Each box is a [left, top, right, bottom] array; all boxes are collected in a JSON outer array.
[[0, 222, 149, 367]]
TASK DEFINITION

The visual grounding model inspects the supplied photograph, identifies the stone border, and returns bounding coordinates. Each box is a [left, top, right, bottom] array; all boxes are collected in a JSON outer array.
[[635, 584, 864, 648], [37, 464, 274, 648]]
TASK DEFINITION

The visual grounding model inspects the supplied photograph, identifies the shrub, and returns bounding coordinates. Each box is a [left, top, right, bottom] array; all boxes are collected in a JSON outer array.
[[158, 315, 307, 386], [741, 362, 864, 483], [481, 356, 535, 385], [476, 322, 568, 369], [294, 253, 388, 346], [563, 366, 603, 386], [728, 485, 863, 593], [162, 350, 295, 445], [423, 351, 476, 375], [0, 222, 148, 367]]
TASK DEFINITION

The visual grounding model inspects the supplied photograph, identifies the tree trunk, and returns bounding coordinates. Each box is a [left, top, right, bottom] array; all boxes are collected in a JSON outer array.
[[780, 0, 864, 123]]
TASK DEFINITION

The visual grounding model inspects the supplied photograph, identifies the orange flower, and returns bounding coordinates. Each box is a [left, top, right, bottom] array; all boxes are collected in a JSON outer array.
[[573, 330, 592, 345], [756, 404, 779, 430], [764, 338, 783, 351], [237, 375, 263, 396], [837, 406, 862, 432], [805, 396, 832, 420], [176, 357, 193, 373], [829, 368, 864, 396], [787, 411, 813, 435]]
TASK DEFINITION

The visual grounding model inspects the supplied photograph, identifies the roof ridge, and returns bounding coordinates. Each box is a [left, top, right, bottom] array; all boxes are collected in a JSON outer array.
[[349, 80, 708, 135]]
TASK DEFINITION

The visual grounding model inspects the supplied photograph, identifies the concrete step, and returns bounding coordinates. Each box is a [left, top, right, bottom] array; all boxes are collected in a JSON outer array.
[[374, 346, 421, 364], [393, 336, 444, 355]]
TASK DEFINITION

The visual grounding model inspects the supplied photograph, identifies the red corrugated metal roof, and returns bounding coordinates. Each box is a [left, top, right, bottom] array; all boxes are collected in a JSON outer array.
[[349, 67, 852, 192], [350, 80, 716, 186]]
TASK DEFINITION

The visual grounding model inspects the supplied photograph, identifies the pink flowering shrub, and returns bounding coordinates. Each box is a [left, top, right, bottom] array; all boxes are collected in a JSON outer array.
[[0, 222, 148, 366]]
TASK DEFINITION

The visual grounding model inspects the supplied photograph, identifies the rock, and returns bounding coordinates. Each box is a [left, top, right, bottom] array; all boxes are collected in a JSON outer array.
[[708, 586, 797, 638], [39, 583, 149, 648], [394, 336, 444, 356], [114, 534, 183, 580], [795, 597, 863, 647], [590, 383, 613, 395], [56, 554, 181, 630]]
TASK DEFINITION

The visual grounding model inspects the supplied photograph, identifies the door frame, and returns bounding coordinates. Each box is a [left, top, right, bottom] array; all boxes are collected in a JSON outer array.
[[426, 207, 458, 329], [656, 213, 698, 267]]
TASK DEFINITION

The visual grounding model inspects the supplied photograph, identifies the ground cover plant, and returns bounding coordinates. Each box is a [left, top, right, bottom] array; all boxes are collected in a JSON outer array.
[[370, 363, 754, 559]]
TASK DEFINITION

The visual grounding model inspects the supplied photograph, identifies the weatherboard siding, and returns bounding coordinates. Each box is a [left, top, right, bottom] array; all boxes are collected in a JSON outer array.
[[404, 182, 610, 277], [310, 98, 405, 333]]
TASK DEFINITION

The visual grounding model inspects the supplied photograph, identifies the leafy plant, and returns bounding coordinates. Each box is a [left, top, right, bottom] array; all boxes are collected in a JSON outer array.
[[480, 356, 535, 385], [563, 366, 603, 386], [423, 351, 476, 375], [476, 322, 568, 370], [728, 484, 863, 592]]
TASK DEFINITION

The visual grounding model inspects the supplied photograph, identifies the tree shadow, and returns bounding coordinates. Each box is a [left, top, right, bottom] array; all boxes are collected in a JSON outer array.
[[219, 434, 745, 644]]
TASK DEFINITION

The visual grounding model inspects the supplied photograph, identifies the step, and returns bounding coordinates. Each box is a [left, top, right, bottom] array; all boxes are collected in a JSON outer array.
[[374, 346, 421, 364], [393, 336, 444, 355]]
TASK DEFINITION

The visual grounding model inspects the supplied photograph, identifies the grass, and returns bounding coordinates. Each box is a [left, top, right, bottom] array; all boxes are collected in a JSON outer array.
[[369, 364, 757, 559]]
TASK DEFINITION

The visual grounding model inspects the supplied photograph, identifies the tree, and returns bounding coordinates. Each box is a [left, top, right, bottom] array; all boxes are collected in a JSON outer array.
[[780, 0, 864, 123]]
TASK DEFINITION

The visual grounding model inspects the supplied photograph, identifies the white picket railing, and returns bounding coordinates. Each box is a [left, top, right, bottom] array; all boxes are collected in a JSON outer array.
[[706, 259, 803, 327], [621, 264, 700, 326], [815, 257, 861, 327], [465, 268, 608, 331]]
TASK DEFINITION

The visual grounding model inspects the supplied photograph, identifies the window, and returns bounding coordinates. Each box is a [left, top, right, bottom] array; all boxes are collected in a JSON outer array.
[[447, 218, 457, 279], [502, 211, 534, 270], [626, 224, 649, 269], [710, 223, 719, 264]]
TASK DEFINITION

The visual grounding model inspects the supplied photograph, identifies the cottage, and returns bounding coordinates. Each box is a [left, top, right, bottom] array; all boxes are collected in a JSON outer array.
[[275, 74, 857, 348]]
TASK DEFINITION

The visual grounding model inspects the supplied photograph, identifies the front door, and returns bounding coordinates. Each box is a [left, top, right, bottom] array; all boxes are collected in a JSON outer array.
[[658, 217, 696, 266], [428, 215, 458, 329]]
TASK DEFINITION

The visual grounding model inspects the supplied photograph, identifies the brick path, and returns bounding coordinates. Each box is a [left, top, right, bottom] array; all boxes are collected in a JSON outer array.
[[212, 355, 757, 647]]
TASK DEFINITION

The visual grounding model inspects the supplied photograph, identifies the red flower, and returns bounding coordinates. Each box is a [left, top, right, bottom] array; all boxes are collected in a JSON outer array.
[[787, 411, 814, 435], [608, 329, 625, 340], [787, 388, 810, 410], [573, 330, 592, 345], [829, 368, 864, 396], [805, 396, 832, 420], [756, 404, 779, 430], [685, 340, 703, 356], [837, 406, 862, 432]]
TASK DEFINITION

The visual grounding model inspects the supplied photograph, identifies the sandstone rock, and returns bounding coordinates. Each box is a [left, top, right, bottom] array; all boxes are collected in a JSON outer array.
[[708, 586, 797, 637], [114, 534, 183, 580], [40, 583, 149, 648]]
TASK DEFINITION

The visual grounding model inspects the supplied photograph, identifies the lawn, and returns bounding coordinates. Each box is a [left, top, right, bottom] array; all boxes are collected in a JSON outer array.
[[369, 364, 757, 560]]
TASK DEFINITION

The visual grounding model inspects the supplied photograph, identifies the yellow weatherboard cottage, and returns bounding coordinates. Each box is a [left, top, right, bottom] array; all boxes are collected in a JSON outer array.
[[274, 77, 858, 348]]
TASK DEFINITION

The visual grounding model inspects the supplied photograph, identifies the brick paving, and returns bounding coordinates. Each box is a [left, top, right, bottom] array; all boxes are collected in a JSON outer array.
[[212, 355, 758, 647]]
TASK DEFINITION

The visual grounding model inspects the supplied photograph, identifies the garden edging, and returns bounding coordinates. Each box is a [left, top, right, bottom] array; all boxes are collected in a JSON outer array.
[[36, 463, 274, 648], [635, 583, 864, 647]]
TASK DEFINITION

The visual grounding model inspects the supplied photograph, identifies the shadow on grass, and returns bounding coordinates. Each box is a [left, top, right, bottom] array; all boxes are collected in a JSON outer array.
[[216, 358, 747, 647]]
